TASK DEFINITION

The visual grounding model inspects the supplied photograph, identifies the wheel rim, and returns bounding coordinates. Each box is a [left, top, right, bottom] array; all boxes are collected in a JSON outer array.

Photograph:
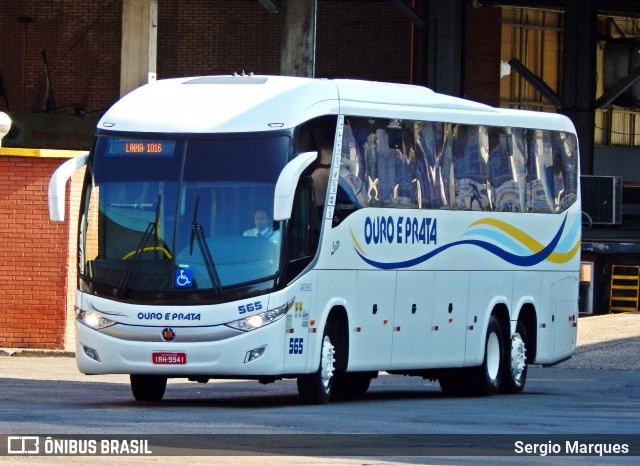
[[486, 331, 501, 380], [320, 335, 336, 391], [510, 332, 527, 383]]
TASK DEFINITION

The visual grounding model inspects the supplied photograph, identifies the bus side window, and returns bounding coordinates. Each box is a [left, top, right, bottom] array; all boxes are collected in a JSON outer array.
[[552, 131, 578, 212], [508, 128, 528, 212], [491, 128, 521, 212], [453, 125, 491, 211], [415, 120, 455, 210], [333, 120, 368, 225], [296, 115, 336, 220], [390, 120, 418, 207], [526, 129, 555, 213]]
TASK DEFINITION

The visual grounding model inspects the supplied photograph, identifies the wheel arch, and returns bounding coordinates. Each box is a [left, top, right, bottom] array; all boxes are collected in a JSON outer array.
[[491, 302, 511, 350], [313, 303, 349, 373], [325, 305, 349, 372], [516, 303, 538, 364]]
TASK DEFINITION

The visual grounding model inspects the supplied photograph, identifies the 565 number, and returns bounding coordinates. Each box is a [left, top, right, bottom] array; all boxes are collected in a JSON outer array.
[[289, 337, 304, 355], [238, 301, 263, 314]]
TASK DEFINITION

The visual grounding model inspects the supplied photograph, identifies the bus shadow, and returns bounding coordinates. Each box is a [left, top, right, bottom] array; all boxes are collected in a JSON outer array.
[[3, 368, 565, 409]]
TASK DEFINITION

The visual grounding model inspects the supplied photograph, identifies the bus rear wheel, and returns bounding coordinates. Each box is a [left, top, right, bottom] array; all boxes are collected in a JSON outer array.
[[130, 375, 167, 402], [468, 315, 505, 396], [440, 315, 505, 397], [297, 323, 336, 404], [500, 320, 528, 394]]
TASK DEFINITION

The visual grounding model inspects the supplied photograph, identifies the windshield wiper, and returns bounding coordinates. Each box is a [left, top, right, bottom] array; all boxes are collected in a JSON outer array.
[[117, 195, 162, 298], [190, 195, 224, 297]]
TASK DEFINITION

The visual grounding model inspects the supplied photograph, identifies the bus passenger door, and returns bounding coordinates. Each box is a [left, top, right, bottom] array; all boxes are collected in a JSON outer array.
[[391, 271, 435, 369], [427, 271, 469, 367], [347, 270, 395, 371]]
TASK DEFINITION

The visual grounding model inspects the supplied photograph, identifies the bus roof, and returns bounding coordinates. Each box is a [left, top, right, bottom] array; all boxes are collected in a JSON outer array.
[[98, 75, 575, 134]]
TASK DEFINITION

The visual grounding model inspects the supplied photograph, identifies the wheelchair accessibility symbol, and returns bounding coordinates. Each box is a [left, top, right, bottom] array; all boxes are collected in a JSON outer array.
[[174, 268, 193, 288]]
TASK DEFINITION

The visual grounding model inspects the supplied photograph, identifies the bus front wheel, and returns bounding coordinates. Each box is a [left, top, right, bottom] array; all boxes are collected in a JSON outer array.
[[297, 322, 336, 404], [130, 374, 167, 402]]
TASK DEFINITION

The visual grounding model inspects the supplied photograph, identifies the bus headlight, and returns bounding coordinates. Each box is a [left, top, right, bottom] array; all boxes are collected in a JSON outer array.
[[226, 298, 294, 332], [76, 308, 117, 330]]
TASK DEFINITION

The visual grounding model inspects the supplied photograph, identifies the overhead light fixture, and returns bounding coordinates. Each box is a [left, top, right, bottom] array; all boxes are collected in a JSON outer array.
[[500, 60, 511, 78], [0, 112, 11, 147]]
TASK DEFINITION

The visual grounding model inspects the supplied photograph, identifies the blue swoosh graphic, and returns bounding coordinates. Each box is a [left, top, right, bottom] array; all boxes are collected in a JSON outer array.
[[355, 215, 568, 270], [461, 227, 531, 255], [555, 215, 581, 252]]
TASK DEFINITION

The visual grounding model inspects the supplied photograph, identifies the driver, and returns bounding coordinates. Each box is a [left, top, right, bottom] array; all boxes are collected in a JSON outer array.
[[243, 208, 280, 244]]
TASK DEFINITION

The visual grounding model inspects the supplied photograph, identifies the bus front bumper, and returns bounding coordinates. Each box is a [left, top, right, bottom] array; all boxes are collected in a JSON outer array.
[[75, 320, 288, 377]]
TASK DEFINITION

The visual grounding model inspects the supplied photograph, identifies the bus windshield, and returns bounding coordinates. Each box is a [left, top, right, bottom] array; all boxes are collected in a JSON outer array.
[[80, 133, 290, 301]]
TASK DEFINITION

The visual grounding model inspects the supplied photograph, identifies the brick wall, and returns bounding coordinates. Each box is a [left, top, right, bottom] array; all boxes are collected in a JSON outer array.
[[0, 0, 431, 117], [157, 0, 426, 84], [157, 0, 281, 78], [316, 1, 426, 84], [0, 155, 72, 349], [0, 0, 121, 116]]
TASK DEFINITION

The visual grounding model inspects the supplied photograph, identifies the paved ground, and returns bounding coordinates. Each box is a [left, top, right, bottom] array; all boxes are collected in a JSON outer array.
[[562, 312, 640, 370], [1, 312, 638, 466]]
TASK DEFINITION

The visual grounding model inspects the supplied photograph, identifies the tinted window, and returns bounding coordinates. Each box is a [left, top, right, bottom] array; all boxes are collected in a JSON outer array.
[[333, 116, 578, 223]]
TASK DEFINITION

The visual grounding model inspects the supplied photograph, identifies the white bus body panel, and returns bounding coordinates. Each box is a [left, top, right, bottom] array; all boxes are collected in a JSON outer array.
[[316, 203, 580, 369], [99, 76, 576, 136], [77, 75, 579, 378], [391, 270, 435, 369], [75, 281, 316, 376], [100, 76, 340, 134]]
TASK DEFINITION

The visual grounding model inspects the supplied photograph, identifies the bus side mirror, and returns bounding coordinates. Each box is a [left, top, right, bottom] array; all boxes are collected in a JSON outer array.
[[48, 152, 89, 222], [273, 151, 317, 221]]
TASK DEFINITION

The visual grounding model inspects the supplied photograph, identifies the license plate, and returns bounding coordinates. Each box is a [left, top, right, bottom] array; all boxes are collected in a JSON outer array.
[[152, 352, 187, 365]]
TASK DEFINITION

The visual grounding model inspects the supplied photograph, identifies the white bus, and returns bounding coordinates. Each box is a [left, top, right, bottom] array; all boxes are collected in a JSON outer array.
[[49, 75, 580, 403]]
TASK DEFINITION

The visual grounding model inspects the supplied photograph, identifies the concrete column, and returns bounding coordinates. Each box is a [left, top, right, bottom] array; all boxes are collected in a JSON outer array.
[[120, 0, 158, 97], [280, 0, 316, 77], [427, 0, 465, 96], [562, 0, 597, 175]]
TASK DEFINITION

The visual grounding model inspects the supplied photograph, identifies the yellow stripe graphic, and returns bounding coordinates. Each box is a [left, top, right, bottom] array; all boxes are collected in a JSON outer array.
[[470, 218, 579, 263], [350, 228, 366, 256]]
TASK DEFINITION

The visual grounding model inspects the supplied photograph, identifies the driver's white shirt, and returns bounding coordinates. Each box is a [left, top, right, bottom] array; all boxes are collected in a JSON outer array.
[[243, 227, 281, 244]]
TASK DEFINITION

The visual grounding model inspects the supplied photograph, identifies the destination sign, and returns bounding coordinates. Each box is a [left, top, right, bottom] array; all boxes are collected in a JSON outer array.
[[107, 139, 176, 157]]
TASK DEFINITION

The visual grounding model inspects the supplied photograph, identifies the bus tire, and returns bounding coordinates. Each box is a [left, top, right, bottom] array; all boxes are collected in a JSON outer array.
[[297, 322, 337, 404], [468, 315, 504, 396], [499, 320, 528, 394], [130, 375, 167, 402], [333, 372, 373, 398]]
